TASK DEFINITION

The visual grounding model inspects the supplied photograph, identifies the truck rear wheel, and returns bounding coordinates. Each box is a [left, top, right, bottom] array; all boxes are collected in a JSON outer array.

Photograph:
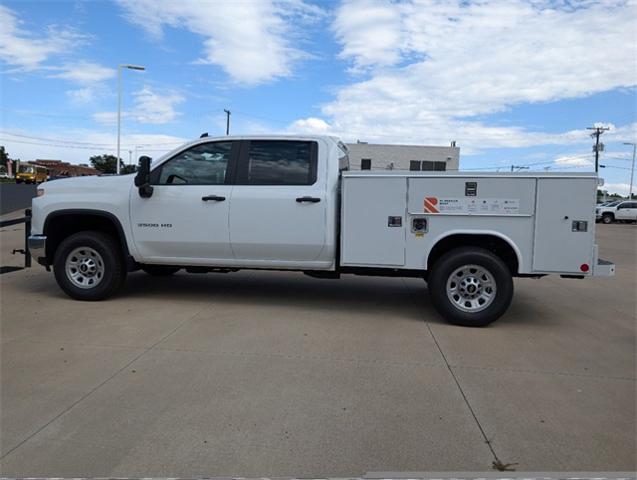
[[53, 231, 126, 301], [428, 247, 513, 327]]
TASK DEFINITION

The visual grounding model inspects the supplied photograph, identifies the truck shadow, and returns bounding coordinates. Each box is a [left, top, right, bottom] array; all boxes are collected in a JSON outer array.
[[122, 270, 439, 324]]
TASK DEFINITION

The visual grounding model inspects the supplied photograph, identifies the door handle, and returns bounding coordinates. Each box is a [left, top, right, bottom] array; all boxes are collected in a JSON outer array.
[[202, 195, 226, 201], [296, 196, 321, 203]]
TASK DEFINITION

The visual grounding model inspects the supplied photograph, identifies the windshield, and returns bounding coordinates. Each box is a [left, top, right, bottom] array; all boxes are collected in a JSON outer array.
[[18, 165, 34, 173]]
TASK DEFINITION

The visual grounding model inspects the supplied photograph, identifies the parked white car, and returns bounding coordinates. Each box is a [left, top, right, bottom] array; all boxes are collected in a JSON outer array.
[[26, 135, 615, 327], [596, 200, 637, 223], [614, 201, 637, 223]]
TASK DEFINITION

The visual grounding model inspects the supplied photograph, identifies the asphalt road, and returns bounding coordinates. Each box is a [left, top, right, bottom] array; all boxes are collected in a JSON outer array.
[[0, 218, 635, 476]]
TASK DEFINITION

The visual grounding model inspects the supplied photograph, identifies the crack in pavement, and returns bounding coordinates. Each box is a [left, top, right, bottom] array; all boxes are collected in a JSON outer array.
[[401, 279, 510, 471]]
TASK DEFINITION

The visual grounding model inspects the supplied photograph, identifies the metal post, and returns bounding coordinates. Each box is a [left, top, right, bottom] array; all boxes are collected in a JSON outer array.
[[625, 142, 636, 200], [116, 65, 122, 175], [224, 109, 231, 135], [24, 209, 31, 268], [116, 64, 145, 175]]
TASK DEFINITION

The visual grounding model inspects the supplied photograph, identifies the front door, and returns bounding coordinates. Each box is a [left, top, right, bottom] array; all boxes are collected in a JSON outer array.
[[229, 140, 327, 264], [130, 140, 237, 263], [615, 202, 637, 221]]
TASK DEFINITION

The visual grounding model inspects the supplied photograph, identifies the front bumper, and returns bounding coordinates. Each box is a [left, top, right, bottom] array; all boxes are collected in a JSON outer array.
[[27, 235, 47, 264]]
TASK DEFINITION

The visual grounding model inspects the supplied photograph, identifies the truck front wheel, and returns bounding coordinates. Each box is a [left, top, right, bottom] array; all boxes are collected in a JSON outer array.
[[601, 213, 614, 224], [428, 247, 513, 327], [53, 231, 126, 301]]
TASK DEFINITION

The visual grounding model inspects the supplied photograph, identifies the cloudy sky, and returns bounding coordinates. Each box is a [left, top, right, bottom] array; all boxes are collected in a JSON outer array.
[[1, 0, 635, 194]]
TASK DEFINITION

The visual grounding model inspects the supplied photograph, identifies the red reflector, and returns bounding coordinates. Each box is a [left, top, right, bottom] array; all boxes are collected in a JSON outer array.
[[580, 263, 590, 272]]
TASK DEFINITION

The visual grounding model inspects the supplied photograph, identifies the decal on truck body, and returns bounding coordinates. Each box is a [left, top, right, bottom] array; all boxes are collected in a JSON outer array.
[[424, 197, 520, 214]]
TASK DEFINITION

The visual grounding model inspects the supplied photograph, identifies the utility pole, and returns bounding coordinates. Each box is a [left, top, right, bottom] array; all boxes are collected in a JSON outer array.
[[624, 142, 636, 199], [224, 109, 231, 135], [587, 126, 609, 173]]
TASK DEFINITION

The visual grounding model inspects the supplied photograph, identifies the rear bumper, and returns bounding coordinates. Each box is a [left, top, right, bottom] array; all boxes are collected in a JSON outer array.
[[593, 258, 615, 276], [27, 235, 47, 265]]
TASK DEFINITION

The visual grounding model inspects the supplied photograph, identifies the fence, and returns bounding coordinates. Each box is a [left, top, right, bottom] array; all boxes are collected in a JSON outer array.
[[0, 183, 37, 215]]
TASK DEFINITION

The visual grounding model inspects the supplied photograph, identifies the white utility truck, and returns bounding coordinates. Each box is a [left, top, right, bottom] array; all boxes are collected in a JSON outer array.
[[27, 135, 615, 327]]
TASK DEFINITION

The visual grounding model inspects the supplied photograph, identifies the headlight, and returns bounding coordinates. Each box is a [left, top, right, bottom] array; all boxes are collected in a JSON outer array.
[[37, 188, 45, 197]]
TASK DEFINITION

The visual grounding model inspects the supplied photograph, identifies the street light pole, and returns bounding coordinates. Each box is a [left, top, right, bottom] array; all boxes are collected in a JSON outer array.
[[224, 109, 231, 135], [116, 64, 146, 175], [624, 142, 636, 200]]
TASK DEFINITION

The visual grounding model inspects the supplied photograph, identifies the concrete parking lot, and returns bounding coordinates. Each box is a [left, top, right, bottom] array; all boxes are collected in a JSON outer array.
[[1, 214, 635, 476]]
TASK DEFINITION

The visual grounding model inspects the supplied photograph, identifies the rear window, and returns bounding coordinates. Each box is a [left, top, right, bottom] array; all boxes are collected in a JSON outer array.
[[245, 140, 317, 185]]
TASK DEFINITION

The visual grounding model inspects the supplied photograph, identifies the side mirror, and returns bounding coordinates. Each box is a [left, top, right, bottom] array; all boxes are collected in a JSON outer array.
[[134, 156, 154, 198]]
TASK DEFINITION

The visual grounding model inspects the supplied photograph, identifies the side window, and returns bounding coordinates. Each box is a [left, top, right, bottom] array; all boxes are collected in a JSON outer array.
[[244, 140, 316, 185], [154, 142, 232, 185]]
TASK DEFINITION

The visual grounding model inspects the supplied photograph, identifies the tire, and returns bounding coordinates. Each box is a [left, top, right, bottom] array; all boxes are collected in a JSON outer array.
[[141, 265, 181, 276], [428, 247, 514, 327], [53, 231, 126, 301], [602, 214, 614, 224]]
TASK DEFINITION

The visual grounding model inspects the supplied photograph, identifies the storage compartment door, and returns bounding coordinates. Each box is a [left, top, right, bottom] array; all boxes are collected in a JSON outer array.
[[533, 178, 596, 272], [341, 177, 406, 266]]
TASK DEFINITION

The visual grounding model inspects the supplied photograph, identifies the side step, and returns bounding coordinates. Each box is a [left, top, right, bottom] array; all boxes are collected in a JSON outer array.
[[593, 258, 616, 277]]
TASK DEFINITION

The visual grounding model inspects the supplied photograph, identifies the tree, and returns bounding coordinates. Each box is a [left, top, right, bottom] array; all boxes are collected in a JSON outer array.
[[0, 146, 8, 164], [89, 154, 123, 174], [0, 146, 19, 176], [121, 164, 137, 174]]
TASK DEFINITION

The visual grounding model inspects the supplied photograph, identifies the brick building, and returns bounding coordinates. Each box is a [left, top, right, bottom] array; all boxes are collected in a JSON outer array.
[[33, 160, 100, 177]]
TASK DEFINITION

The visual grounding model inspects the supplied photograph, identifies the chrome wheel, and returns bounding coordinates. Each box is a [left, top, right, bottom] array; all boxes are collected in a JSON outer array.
[[446, 264, 497, 313], [65, 246, 105, 289]]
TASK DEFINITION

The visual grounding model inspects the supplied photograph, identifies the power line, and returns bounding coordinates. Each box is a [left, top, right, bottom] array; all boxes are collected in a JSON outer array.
[[1, 131, 112, 147], [1, 131, 184, 148]]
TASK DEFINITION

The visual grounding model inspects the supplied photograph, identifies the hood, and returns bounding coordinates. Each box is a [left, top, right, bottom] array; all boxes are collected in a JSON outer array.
[[39, 174, 135, 192]]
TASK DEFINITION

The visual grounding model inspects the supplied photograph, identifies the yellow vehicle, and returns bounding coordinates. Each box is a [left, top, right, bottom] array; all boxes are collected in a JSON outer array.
[[16, 164, 48, 184]]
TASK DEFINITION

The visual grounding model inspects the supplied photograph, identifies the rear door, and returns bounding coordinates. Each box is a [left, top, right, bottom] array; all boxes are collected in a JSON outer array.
[[533, 177, 596, 272], [228, 139, 327, 263]]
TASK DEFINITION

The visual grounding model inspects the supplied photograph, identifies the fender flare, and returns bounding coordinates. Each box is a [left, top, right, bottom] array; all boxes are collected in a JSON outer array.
[[43, 208, 132, 260], [426, 229, 525, 273]]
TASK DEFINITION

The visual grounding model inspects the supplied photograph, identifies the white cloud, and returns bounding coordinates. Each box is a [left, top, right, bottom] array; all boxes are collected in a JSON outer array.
[[50, 61, 116, 104], [292, 0, 636, 151], [132, 86, 184, 124], [332, 0, 404, 72], [67, 87, 97, 104], [0, 5, 85, 70], [603, 183, 634, 196], [116, 0, 323, 85], [1, 129, 187, 165], [288, 117, 333, 134], [52, 61, 115, 85], [554, 154, 594, 168], [92, 111, 118, 125], [93, 86, 184, 125]]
